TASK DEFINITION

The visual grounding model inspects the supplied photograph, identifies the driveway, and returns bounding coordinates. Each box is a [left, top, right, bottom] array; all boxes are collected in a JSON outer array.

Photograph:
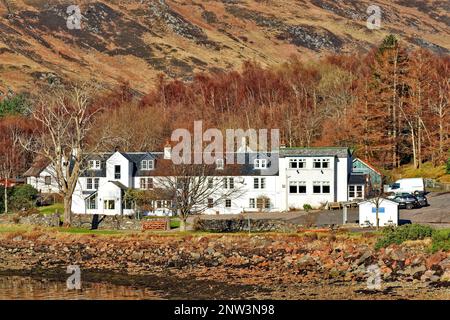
[[398, 192, 450, 226], [190, 192, 450, 228]]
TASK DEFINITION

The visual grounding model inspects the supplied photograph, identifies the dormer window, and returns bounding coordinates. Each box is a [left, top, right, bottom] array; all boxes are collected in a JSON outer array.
[[141, 159, 154, 170], [254, 159, 267, 169], [89, 160, 101, 170], [215, 159, 224, 170]]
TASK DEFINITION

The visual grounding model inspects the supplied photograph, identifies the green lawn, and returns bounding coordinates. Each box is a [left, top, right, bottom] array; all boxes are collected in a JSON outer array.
[[170, 219, 180, 229], [37, 203, 64, 215], [55, 227, 124, 235]]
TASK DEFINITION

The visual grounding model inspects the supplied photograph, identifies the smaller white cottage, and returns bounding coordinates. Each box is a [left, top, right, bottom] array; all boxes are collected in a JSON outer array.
[[358, 198, 399, 227]]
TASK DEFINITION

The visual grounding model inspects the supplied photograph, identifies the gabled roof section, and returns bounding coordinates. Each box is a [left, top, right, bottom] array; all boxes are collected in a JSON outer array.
[[109, 180, 128, 190], [23, 156, 50, 177], [136, 152, 279, 177], [80, 153, 112, 178], [359, 198, 399, 206], [353, 158, 382, 175], [280, 147, 350, 158]]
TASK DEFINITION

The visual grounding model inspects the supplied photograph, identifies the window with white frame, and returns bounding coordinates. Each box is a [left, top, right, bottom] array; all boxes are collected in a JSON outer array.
[[249, 198, 255, 208], [88, 160, 101, 170], [140, 177, 154, 189], [322, 181, 330, 193], [86, 178, 99, 190], [349, 185, 363, 198], [356, 185, 363, 198], [313, 158, 330, 169], [86, 195, 97, 210], [44, 176, 51, 185], [289, 181, 307, 194], [207, 178, 214, 188], [123, 199, 134, 210], [256, 197, 270, 209], [103, 200, 115, 210], [253, 177, 266, 189], [223, 177, 234, 189], [349, 185, 355, 198], [207, 198, 214, 208], [313, 181, 331, 194], [289, 158, 306, 169], [225, 199, 232, 208], [141, 159, 154, 170], [254, 159, 267, 169]]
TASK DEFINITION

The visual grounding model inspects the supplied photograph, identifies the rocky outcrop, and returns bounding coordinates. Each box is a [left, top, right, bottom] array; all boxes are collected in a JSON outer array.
[[0, 232, 448, 288]]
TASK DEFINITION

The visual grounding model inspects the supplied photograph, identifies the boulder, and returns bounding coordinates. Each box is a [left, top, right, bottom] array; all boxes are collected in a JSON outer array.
[[426, 252, 445, 269], [390, 249, 406, 261]]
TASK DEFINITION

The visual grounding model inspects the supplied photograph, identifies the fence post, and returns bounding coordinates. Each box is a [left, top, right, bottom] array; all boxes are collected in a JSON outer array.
[[343, 205, 348, 225]]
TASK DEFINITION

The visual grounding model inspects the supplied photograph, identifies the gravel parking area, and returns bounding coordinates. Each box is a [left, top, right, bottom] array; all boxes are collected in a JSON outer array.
[[192, 192, 450, 228]]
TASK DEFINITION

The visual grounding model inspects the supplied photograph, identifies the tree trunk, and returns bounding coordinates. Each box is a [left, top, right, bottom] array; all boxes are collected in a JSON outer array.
[[63, 195, 72, 227], [3, 178, 7, 214], [411, 126, 418, 169], [179, 219, 187, 232], [376, 207, 379, 230]]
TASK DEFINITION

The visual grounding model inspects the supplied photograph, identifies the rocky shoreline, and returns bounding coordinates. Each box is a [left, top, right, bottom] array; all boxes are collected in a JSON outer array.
[[0, 229, 449, 299]]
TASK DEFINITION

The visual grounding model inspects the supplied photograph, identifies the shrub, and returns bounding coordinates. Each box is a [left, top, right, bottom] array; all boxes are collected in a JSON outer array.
[[431, 229, 450, 252], [0, 94, 29, 117], [303, 204, 312, 212], [10, 185, 38, 211], [446, 153, 450, 174], [375, 224, 434, 250]]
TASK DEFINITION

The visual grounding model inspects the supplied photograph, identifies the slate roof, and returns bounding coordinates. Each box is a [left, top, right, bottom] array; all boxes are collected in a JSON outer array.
[[110, 180, 129, 190], [23, 156, 50, 177], [280, 147, 351, 158], [79, 151, 280, 177], [28, 147, 351, 179], [348, 173, 367, 185]]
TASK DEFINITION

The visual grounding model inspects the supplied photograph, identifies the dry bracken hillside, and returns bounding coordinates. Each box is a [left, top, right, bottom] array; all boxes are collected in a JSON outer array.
[[0, 0, 449, 94]]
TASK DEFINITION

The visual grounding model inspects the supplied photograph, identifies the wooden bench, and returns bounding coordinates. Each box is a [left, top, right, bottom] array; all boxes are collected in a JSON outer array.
[[328, 202, 342, 210], [142, 218, 170, 231]]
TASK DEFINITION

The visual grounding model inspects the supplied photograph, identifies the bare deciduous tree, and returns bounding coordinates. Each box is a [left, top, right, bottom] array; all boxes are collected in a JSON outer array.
[[21, 82, 107, 226], [156, 164, 246, 231]]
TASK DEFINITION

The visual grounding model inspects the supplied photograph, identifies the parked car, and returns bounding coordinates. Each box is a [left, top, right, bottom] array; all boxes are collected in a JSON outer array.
[[413, 191, 429, 207], [387, 178, 425, 194], [392, 194, 421, 209]]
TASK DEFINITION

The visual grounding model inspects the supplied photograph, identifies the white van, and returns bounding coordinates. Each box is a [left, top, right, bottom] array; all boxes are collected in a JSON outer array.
[[387, 178, 425, 194]]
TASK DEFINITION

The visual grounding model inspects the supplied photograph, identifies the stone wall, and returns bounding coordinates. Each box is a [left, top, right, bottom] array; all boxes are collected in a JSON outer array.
[[18, 213, 61, 227], [194, 217, 297, 233], [70, 214, 142, 230], [17, 213, 142, 230]]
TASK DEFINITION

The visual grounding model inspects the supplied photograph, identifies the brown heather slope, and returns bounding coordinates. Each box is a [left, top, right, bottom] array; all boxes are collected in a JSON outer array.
[[0, 0, 449, 95]]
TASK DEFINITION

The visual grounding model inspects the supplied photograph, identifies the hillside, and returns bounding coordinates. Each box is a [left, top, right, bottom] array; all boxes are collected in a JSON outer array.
[[0, 0, 449, 94]]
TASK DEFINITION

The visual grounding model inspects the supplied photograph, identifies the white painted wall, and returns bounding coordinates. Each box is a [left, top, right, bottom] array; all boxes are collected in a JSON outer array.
[[26, 166, 60, 194], [359, 199, 399, 227], [59, 150, 356, 216]]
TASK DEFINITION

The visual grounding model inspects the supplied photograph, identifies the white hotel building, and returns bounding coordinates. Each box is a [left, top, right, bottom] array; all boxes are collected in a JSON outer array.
[[24, 145, 368, 215]]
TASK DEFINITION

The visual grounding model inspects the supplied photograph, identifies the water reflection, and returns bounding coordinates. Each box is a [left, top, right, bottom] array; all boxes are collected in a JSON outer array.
[[0, 276, 162, 300]]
